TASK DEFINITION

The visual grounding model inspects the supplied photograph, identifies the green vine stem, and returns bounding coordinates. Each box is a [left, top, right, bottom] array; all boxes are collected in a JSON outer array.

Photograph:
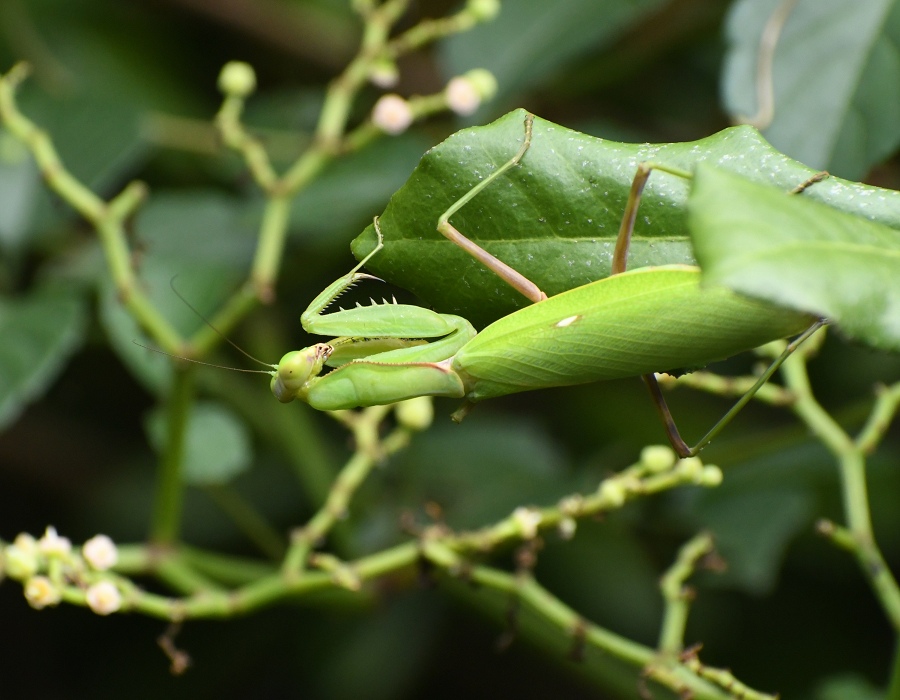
[[781, 349, 900, 629], [657, 532, 716, 656], [149, 367, 196, 545], [0, 63, 183, 353]]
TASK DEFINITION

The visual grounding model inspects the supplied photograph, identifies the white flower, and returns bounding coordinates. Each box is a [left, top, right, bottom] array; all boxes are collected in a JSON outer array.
[[372, 94, 414, 135], [83, 535, 118, 571], [39, 526, 72, 558], [24, 576, 61, 609], [86, 581, 122, 616]]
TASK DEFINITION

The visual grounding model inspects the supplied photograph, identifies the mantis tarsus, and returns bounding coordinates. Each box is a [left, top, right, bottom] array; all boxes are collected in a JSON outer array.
[[268, 113, 822, 456]]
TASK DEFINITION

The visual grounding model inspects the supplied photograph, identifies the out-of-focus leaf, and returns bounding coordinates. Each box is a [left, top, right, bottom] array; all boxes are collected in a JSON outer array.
[[722, 0, 900, 179], [0, 135, 40, 252], [315, 597, 438, 700], [352, 109, 900, 327], [390, 414, 574, 530], [695, 489, 813, 594], [440, 0, 668, 116], [814, 674, 885, 700], [0, 289, 87, 431], [99, 191, 255, 395], [145, 400, 252, 485], [689, 165, 900, 352], [290, 132, 432, 243], [539, 520, 663, 641]]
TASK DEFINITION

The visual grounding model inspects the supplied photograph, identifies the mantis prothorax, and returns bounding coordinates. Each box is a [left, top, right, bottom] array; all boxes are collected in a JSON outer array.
[[269, 114, 821, 456]]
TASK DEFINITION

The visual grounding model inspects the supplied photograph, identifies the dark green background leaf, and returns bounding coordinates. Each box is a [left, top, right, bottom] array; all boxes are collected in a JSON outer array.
[[0, 289, 86, 430]]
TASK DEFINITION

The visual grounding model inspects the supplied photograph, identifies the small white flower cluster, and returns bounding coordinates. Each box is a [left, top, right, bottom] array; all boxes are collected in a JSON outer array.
[[3, 527, 122, 615]]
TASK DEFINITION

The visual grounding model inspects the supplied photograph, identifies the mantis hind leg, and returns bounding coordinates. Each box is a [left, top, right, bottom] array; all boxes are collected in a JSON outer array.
[[614, 164, 828, 456], [436, 112, 547, 304]]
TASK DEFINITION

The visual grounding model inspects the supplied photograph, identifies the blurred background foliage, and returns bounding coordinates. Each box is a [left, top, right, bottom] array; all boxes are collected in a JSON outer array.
[[0, 0, 898, 698]]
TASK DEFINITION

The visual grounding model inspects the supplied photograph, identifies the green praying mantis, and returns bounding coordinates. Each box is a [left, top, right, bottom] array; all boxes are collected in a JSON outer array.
[[265, 113, 822, 457]]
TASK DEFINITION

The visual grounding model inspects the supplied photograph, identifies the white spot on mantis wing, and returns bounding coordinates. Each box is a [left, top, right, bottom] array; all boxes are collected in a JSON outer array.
[[554, 315, 582, 329]]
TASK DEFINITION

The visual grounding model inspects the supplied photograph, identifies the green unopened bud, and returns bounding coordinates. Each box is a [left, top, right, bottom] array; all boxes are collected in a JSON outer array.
[[677, 456, 704, 482], [640, 445, 676, 472], [4, 534, 39, 580], [699, 465, 723, 487], [395, 396, 434, 431], [599, 479, 626, 507], [218, 61, 257, 98], [369, 58, 399, 88], [466, 0, 501, 22]]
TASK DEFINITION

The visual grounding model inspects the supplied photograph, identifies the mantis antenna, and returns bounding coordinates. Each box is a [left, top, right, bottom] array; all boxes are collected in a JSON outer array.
[[168, 276, 273, 370], [132, 340, 273, 375]]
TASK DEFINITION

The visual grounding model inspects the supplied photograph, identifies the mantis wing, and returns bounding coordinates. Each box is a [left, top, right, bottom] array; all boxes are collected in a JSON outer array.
[[455, 266, 814, 402]]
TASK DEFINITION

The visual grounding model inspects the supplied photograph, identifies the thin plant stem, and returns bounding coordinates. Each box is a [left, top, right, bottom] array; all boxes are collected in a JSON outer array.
[[150, 367, 195, 545]]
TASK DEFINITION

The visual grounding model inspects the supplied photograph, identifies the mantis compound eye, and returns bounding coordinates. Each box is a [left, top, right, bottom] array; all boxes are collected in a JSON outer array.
[[270, 344, 333, 403]]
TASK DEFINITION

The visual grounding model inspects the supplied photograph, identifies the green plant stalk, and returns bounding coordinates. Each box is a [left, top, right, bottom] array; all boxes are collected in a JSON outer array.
[[0, 65, 184, 352], [781, 354, 900, 630], [149, 367, 195, 545], [658, 532, 715, 655], [424, 540, 737, 700], [251, 193, 292, 299], [282, 405, 395, 574]]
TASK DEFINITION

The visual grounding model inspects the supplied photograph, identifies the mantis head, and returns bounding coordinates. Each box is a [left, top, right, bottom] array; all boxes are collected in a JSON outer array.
[[270, 344, 333, 403]]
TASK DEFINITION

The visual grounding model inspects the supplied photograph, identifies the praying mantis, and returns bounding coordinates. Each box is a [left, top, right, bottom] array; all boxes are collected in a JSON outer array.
[[267, 112, 822, 457]]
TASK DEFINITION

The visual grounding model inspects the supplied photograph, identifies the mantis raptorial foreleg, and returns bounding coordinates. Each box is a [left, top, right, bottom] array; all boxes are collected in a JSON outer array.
[[430, 113, 825, 456]]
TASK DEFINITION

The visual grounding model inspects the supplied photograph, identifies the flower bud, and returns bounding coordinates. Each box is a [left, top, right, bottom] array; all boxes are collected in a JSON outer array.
[[4, 534, 39, 580], [558, 517, 577, 540], [446, 70, 497, 116], [86, 581, 122, 616], [369, 58, 399, 88], [83, 535, 118, 571], [39, 526, 71, 558], [466, 0, 501, 22], [513, 507, 542, 539], [699, 465, 723, 487], [395, 397, 434, 431], [372, 94, 414, 135], [677, 456, 704, 482], [218, 61, 257, 98], [640, 445, 676, 472], [599, 479, 626, 507]]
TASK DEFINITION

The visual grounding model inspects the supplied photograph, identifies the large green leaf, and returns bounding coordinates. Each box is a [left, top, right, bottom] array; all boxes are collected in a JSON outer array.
[[689, 165, 900, 353], [0, 289, 87, 431], [722, 0, 900, 179], [351, 109, 900, 327]]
